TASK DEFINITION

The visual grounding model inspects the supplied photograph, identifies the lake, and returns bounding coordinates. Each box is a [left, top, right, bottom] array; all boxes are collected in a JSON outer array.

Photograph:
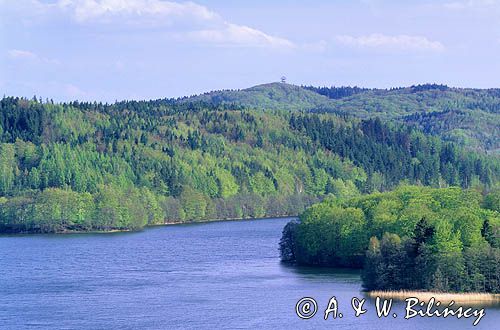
[[1, 217, 498, 329]]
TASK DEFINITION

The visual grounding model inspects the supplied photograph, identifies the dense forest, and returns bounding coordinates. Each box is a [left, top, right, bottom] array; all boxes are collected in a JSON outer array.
[[189, 83, 500, 153], [0, 82, 499, 233], [279, 186, 500, 293]]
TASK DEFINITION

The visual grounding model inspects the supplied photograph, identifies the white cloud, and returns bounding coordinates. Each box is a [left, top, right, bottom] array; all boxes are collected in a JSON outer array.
[[335, 34, 445, 52], [7, 49, 60, 64], [10, 0, 294, 48], [188, 23, 295, 48], [7, 49, 38, 60], [56, 0, 217, 24]]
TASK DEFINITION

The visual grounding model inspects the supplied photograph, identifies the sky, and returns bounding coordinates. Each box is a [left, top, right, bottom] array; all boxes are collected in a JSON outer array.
[[1, 0, 500, 102]]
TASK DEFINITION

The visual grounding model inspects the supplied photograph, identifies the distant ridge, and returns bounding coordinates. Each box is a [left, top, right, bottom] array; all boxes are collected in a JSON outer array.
[[179, 82, 500, 152]]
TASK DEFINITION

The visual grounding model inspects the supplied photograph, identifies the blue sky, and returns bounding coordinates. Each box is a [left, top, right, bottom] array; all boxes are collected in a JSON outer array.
[[1, 0, 500, 101]]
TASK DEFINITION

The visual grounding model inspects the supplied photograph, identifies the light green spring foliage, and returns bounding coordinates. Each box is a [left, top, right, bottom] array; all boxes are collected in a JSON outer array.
[[286, 185, 499, 267], [1, 98, 359, 232]]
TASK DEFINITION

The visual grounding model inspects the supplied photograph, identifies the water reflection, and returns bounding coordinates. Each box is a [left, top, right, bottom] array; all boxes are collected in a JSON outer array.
[[280, 262, 361, 281]]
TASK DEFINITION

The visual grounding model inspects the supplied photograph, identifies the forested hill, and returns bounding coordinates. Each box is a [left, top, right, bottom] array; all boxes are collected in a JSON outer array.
[[185, 83, 335, 112], [185, 83, 500, 153], [0, 86, 499, 233]]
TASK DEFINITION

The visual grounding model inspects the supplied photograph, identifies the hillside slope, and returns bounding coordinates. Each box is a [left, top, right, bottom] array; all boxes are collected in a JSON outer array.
[[182, 83, 500, 153], [1, 96, 498, 233]]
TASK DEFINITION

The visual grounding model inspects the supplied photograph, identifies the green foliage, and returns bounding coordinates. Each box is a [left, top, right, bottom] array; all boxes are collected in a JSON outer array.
[[484, 189, 500, 212], [0, 144, 17, 194], [279, 219, 299, 262], [0, 186, 158, 233], [180, 187, 207, 221], [290, 115, 499, 190], [291, 199, 367, 267], [214, 168, 239, 198]]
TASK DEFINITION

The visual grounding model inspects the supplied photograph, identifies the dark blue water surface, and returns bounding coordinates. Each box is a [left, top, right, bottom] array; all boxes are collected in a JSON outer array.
[[1, 217, 498, 329]]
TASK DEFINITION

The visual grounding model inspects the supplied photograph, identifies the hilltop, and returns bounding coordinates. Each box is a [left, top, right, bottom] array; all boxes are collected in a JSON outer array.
[[185, 82, 336, 112], [181, 82, 500, 153]]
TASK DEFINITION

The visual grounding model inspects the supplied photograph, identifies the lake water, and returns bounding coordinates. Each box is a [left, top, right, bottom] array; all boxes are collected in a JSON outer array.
[[1, 217, 498, 329]]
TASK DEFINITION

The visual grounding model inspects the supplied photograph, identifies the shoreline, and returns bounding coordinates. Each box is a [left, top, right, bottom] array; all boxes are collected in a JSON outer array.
[[0, 215, 297, 236], [158, 214, 296, 226], [366, 290, 500, 306]]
